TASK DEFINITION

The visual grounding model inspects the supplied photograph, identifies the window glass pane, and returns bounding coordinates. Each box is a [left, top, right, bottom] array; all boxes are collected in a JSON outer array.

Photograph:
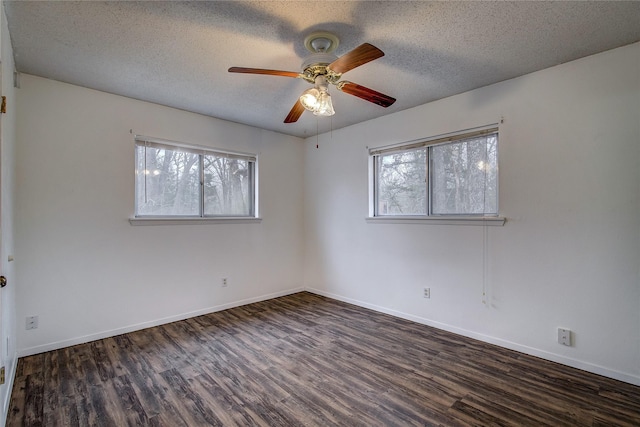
[[136, 145, 200, 216], [376, 148, 427, 215], [430, 135, 498, 215], [204, 155, 251, 216]]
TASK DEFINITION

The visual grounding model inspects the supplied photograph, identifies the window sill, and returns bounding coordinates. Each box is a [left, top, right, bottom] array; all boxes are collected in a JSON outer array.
[[129, 217, 262, 226], [365, 216, 506, 226]]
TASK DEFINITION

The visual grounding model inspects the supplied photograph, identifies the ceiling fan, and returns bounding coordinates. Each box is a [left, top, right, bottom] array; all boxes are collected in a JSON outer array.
[[228, 31, 396, 123]]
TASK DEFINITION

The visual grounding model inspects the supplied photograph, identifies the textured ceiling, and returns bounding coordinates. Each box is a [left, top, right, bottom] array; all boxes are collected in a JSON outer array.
[[5, 1, 640, 138]]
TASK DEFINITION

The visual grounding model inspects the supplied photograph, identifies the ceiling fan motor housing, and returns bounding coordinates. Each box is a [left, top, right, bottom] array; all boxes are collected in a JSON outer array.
[[301, 52, 339, 82], [300, 31, 342, 83]]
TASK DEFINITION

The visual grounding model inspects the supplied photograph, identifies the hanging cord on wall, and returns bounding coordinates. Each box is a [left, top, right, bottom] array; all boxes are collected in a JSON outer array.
[[481, 133, 490, 305], [481, 118, 502, 305], [482, 214, 489, 305], [316, 117, 319, 149]]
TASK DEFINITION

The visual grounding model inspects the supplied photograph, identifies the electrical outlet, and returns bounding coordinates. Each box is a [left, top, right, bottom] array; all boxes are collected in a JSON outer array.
[[26, 316, 39, 330], [558, 328, 571, 346], [423, 287, 430, 299], [221, 277, 228, 287]]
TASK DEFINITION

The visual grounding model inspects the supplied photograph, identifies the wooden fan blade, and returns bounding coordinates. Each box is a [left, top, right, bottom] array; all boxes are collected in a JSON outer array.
[[228, 67, 301, 78], [328, 43, 385, 74], [337, 81, 396, 108], [284, 99, 305, 123]]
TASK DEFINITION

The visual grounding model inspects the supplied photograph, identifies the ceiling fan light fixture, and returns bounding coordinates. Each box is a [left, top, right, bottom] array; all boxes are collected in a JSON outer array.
[[300, 88, 321, 112], [299, 87, 335, 117], [313, 91, 335, 116], [299, 75, 335, 117]]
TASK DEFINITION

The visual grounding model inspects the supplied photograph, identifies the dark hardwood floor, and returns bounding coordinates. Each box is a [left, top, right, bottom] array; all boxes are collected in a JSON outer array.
[[7, 292, 640, 426]]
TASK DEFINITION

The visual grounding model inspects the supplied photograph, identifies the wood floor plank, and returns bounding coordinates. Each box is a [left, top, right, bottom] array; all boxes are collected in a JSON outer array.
[[8, 292, 640, 426], [6, 376, 27, 427], [22, 372, 44, 426], [111, 374, 149, 426]]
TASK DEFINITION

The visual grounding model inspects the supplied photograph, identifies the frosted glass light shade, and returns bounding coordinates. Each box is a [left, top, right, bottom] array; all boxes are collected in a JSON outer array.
[[313, 91, 335, 116], [300, 88, 321, 111]]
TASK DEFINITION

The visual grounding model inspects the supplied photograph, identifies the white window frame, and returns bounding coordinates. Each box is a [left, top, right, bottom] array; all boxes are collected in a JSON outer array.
[[368, 126, 505, 226], [130, 136, 260, 225]]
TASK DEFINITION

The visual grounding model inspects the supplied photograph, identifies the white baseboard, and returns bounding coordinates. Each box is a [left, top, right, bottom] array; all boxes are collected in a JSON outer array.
[[18, 287, 304, 357], [306, 287, 640, 387]]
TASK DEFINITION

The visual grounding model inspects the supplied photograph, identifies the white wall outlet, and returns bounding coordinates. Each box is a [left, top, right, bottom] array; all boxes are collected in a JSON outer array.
[[423, 287, 430, 299], [558, 328, 571, 346], [26, 316, 39, 330], [221, 277, 228, 287]]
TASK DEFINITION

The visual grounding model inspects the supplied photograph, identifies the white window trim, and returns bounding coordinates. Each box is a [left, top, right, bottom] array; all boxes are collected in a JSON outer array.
[[368, 124, 504, 225], [132, 135, 259, 223], [365, 216, 505, 226], [129, 217, 262, 226]]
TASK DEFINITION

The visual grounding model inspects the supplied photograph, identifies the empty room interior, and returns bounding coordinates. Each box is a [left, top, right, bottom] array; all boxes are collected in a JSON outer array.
[[0, 1, 639, 425]]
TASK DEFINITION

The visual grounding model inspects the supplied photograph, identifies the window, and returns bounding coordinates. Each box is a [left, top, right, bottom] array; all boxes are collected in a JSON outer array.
[[135, 137, 256, 218], [372, 128, 498, 217]]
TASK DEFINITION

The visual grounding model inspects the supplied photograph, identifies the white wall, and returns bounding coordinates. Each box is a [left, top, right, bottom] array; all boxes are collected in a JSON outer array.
[[304, 42, 640, 385], [0, 0, 18, 421], [15, 75, 305, 355]]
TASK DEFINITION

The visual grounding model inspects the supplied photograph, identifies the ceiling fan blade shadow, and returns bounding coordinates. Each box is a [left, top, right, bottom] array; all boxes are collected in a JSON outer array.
[[337, 81, 396, 107], [328, 43, 385, 74], [228, 67, 301, 78], [284, 99, 305, 123]]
